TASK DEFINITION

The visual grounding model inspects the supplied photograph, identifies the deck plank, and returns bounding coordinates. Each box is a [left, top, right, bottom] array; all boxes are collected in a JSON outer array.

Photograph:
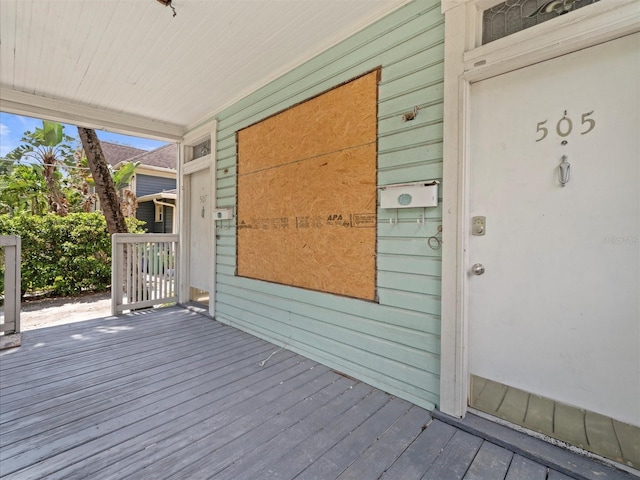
[[548, 470, 578, 480], [1, 306, 634, 480], [0, 338, 276, 457], [336, 405, 432, 480], [252, 389, 393, 479], [0, 319, 233, 398], [5, 352, 312, 477], [0, 331, 257, 430], [127, 370, 344, 479], [464, 441, 513, 480], [170, 376, 359, 480], [504, 454, 549, 480], [0, 323, 232, 390], [379, 419, 458, 480], [47, 356, 320, 479], [214, 382, 377, 480], [294, 396, 414, 480], [422, 430, 484, 480]]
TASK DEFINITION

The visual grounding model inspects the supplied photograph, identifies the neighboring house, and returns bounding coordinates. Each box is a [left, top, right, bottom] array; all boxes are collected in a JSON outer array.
[[101, 142, 177, 233], [2, 0, 638, 470]]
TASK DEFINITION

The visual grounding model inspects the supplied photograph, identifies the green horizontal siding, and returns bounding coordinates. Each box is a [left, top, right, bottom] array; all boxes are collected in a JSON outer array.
[[203, 0, 444, 411]]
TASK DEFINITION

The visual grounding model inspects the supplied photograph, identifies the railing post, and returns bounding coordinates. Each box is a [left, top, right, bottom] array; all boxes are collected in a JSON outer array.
[[111, 234, 124, 316], [1, 235, 21, 349]]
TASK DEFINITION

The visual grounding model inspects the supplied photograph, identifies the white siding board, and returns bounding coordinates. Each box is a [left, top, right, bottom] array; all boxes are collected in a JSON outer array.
[[379, 164, 443, 185], [215, 303, 441, 402], [216, 283, 440, 352], [216, 167, 236, 181], [21, 0, 51, 95], [216, 248, 234, 259], [378, 271, 442, 296], [12, 0, 33, 92], [0, 0, 17, 89], [216, 273, 439, 334], [216, 236, 236, 249], [381, 61, 444, 96], [73, 4, 144, 107], [378, 219, 443, 238], [212, 0, 444, 411], [378, 289, 441, 315], [215, 293, 440, 371], [378, 82, 444, 115], [378, 238, 440, 257], [381, 34, 445, 77], [216, 187, 236, 202], [215, 176, 235, 190], [378, 207, 442, 226], [379, 122, 443, 153], [217, 136, 237, 153], [378, 255, 441, 276], [378, 135, 442, 162], [379, 107, 445, 139]]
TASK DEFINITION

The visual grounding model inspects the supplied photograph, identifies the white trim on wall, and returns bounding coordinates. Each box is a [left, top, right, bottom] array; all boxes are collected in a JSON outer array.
[[179, 120, 218, 318], [209, 123, 218, 319], [439, 0, 640, 418], [178, 142, 188, 305]]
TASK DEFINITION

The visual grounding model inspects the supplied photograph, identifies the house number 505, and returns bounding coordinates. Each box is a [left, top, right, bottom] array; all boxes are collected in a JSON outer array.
[[535, 111, 596, 142]]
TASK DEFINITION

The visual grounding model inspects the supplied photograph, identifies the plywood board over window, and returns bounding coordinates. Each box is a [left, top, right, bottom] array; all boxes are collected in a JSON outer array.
[[237, 69, 379, 301]]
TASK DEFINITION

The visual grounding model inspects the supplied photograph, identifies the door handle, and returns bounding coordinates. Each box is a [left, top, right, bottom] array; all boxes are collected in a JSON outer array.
[[471, 263, 485, 275]]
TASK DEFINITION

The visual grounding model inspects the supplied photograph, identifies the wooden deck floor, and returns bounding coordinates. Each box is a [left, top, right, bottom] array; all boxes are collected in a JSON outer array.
[[0, 306, 635, 479]]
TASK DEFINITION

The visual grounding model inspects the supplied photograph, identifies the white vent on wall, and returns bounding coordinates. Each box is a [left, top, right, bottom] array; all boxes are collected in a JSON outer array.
[[379, 181, 439, 209]]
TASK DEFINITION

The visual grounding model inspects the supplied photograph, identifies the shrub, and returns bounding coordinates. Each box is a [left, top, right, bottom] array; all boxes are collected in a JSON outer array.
[[0, 213, 145, 296]]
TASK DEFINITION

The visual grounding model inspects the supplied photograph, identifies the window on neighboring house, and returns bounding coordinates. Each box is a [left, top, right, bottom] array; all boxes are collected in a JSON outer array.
[[155, 204, 163, 223]]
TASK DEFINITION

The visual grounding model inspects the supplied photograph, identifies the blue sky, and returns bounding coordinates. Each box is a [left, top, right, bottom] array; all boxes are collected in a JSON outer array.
[[0, 112, 169, 158]]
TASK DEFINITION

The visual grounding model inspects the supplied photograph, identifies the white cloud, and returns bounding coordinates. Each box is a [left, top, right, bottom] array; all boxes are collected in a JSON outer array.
[[0, 123, 9, 136]]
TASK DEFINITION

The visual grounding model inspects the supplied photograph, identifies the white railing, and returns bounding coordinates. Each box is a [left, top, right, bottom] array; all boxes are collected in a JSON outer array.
[[1, 235, 21, 337], [111, 233, 179, 315]]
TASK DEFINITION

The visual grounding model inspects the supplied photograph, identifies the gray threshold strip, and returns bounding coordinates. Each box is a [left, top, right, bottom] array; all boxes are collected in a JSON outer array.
[[431, 410, 638, 480]]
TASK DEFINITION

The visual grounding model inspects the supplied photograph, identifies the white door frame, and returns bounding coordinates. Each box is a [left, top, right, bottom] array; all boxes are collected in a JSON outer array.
[[439, 0, 640, 418], [179, 120, 218, 318]]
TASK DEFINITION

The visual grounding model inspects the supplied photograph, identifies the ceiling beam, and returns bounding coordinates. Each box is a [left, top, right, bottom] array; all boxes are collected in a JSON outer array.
[[0, 88, 185, 142]]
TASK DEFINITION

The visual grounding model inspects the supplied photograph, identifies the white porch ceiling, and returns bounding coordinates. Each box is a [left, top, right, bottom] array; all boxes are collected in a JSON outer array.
[[0, 0, 409, 140]]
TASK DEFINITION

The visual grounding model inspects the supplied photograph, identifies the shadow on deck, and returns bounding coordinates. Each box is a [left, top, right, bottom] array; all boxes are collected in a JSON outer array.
[[0, 306, 635, 479]]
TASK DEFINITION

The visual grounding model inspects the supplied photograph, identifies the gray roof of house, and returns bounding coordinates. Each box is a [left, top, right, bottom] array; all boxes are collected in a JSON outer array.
[[100, 141, 177, 170], [100, 141, 147, 167], [127, 144, 177, 170]]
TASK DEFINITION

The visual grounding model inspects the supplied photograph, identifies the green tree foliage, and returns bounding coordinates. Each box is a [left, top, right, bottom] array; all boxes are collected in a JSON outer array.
[[5, 121, 77, 216], [0, 164, 49, 215], [0, 213, 145, 296]]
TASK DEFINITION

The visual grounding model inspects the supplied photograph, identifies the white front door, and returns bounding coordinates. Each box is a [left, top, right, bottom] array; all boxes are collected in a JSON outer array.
[[468, 33, 640, 426], [188, 168, 212, 294]]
